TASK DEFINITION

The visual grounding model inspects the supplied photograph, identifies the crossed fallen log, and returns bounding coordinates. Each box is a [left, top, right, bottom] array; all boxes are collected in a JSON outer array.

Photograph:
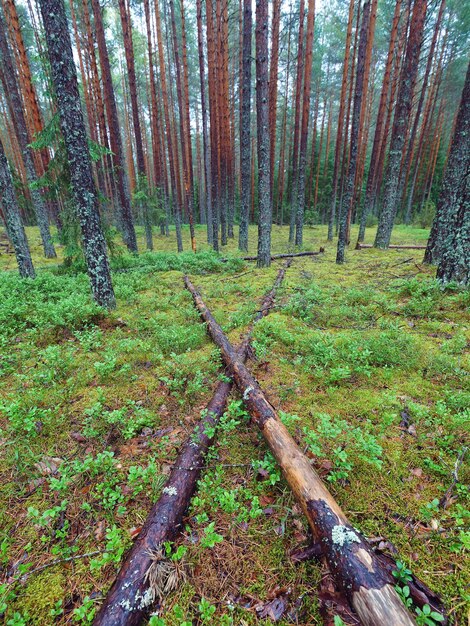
[[94, 262, 444, 626], [93, 262, 292, 625], [183, 277, 445, 626]]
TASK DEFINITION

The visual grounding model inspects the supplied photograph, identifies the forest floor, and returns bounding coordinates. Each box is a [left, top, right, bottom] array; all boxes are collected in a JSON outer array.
[[0, 224, 468, 625]]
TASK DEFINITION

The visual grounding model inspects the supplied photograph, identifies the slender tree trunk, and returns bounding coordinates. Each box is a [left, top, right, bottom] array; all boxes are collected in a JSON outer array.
[[321, 99, 333, 223], [400, 0, 446, 222], [374, 0, 427, 248], [288, 0, 305, 244], [91, 0, 137, 252], [180, 0, 197, 251], [336, 0, 371, 263], [118, 0, 153, 249], [313, 94, 327, 214], [275, 3, 293, 224], [327, 0, 355, 241], [294, 0, 315, 247], [269, 0, 281, 198], [206, 0, 220, 250], [238, 0, 252, 252], [357, 0, 401, 242], [196, 0, 213, 244], [255, 0, 272, 267], [39, 0, 115, 309], [373, 5, 409, 218], [155, 0, 182, 251], [169, 0, 196, 252], [3, 0, 62, 231], [0, 136, 35, 278], [0, 7, 56, 258]]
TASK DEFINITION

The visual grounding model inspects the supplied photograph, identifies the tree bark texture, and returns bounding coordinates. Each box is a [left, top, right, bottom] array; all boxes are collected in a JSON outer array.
[[428, 60, 470, 285], [288, 0, 305, 244], [39, 0, 115, 309], [328, 0, 355, 241], [336, 0, 371, 264], [196, 0, 213, 245], [0, 6, 56, 258], [91, 0, 137, 253], [238, 0, 252, 252], [295, 0, 315, 247], [357, 0, 402, 243], [374, 0, 427, 248], [0, 135, 35, 278], [255, 0, 272, 267]]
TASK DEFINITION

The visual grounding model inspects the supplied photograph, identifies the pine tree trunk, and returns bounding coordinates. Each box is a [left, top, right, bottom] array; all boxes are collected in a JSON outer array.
[[275, 5, 293, 225], [255, 0, 272, 267], [196, 0, 213, 244], [357, 0, 401, 242], [336, 0, 371, 264], [374, 0, 427, 248], [154, 0, 181, 250], [269, 0, 281, 198], [0, 7, 56, 258], [431, 61, 469, 284], [91, 0, 137, 252], [169, 0, 196, 253], [328, 0, 355, 241], [288, 0, 305, 244], [39, 0, 115, 309], [313, 94, 327, 214], [181, 0, 197, 250], [206, 0, 220, 250], [3, 0, 62, 231], [0, 136, 35, 278], [294, 0, 315, 247], [400, 0, 446, 222], [238, 0, 252, 252], [118, 0, 153, 250]]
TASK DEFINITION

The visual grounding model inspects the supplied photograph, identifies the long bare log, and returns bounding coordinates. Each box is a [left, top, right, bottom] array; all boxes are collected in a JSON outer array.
[[184, 277, 446, 626], [356, 243, 426, 250], [220, 249, 324, 263], [93, 262, 291, 625]]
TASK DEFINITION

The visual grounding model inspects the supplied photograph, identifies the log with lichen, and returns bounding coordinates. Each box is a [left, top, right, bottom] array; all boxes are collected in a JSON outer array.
[[184, 276, 446, 626], [93, 262, 291, 625]]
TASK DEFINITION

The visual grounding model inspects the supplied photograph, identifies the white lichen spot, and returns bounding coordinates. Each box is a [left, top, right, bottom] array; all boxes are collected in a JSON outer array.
[[163, 486, 178, 496], [243, 386, 254, 400], [136, 587, 154, 609], [331, 525, 360, 548], [119, 598, 133, 611]]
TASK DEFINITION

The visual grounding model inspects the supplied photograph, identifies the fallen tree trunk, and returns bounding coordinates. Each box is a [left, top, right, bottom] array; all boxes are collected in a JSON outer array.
[[356, 243, 426, 250], [220, 249, 324, 262], [93, 262, 291, 625], [184, 277, 446, 626]]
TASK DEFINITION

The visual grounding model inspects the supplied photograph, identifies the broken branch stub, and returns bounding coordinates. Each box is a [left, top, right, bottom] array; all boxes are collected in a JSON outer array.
[[93, 262, 291, 625], [184, 276, 433, 626]]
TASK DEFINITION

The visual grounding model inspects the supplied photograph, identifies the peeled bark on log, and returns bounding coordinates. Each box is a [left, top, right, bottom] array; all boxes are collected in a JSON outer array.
[[356, 244, 426, 250], [93, 262, 292, 625], [184, 278, 445, 626]]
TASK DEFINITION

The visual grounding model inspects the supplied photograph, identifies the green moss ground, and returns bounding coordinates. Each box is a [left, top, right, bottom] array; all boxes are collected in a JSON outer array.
[[0, 224, 468, 625]]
